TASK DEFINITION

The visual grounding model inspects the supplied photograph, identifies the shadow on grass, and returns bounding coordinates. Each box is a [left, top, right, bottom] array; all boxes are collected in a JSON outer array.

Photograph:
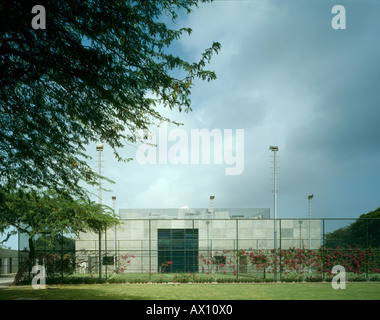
[[0, 285, 148, 300]]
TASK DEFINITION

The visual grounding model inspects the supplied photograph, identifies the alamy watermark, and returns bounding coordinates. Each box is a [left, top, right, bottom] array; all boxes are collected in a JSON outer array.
[[31, 5, 46, 30], [31, 265, 46, 289], [331, 5, 346, 30], [30, 4, 346, 31], [30, 263, 347, 290], [136, 122, 245, 175], [331, 265, 346, 290]]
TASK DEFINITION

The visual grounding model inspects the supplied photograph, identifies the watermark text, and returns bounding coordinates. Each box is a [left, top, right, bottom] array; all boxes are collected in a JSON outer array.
[[136, 123, 245, 175]]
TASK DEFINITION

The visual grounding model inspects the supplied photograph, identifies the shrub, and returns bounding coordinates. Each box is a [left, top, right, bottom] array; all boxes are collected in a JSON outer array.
[[172, 273, 193, 283]]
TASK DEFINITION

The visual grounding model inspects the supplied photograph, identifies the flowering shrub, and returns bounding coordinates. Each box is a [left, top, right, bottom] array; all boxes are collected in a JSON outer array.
[[159, 260, 172, 280], [34, 246, 379, 284], [197, 247, 380, 280], [118, 253, 135, 274], [160, 260, 172, 273], [40, 253, 74, 276], [249, 250, 269, 271], [322, 247, 380, 276]]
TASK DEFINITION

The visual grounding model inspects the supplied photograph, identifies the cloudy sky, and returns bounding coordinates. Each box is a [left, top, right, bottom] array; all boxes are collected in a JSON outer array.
[[88, 0, 380, 222]]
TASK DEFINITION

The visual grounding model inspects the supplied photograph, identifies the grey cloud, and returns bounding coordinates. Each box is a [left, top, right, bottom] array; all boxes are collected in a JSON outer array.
[[86, 1, 380, 220]]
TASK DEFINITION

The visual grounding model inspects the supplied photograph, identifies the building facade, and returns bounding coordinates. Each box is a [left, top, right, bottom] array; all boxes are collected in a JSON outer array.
[[0, 249, 24, 276], [76, 208, 322, 274]]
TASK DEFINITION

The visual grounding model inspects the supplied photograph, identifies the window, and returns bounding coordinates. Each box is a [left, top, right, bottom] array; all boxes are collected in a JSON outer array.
[[158, 229, 198, 273]]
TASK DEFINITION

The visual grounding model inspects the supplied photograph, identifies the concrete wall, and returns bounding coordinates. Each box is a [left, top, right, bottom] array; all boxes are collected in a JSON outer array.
[[0, 249, 21, 275], [76, 219, 322, 274]]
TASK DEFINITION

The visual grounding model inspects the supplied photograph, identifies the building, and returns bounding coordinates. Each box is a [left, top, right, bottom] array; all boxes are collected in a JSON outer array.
[[0, 249, 25, 276], [76, 208, 322, 274]]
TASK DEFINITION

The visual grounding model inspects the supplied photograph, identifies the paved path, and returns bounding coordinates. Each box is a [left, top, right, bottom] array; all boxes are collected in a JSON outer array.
[[0, 275, 15, 287]]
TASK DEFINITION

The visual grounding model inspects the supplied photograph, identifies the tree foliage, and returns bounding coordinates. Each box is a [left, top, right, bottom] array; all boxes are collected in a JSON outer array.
[[324, 207, 380, 248], [0, 187, 119, 248], [0, 0, 221, 196], [0, 186, 119, 283]]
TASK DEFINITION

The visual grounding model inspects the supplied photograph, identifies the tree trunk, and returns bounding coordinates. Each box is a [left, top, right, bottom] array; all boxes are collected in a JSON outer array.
[[28, 236, 35, 266], [13, 236, 37, 285], [13, 254, 45, 285]]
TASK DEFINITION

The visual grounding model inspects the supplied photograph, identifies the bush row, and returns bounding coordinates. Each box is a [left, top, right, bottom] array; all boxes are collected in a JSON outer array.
[[16, 273, 380, 285]]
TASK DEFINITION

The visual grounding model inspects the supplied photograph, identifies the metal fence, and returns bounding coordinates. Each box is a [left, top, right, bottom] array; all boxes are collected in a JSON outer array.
[[15, 218, 380, 283]]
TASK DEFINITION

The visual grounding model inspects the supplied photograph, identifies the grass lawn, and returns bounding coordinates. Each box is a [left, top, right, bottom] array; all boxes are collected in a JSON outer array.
[[1, 282, 379, 300]]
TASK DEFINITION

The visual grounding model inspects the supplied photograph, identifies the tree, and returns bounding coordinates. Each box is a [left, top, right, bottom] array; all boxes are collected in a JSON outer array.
[[0, 0, 221, 196], [324, 207, 380, 248], [0, 186, 119, 282], [0, 186, 118, 259]]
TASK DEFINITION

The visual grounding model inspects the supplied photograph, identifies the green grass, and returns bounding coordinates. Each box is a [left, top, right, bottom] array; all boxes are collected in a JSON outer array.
[[19, 271, 379, 285], [1, 282, 380, 300]]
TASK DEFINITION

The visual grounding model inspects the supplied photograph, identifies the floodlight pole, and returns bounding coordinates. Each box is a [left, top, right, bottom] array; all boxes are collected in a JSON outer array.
[[269, 146, 278, 249], [269, 146, 278, 281], [96, 143, 103, 280]]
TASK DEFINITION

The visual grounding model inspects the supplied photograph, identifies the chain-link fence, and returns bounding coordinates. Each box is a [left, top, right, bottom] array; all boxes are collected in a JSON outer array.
[[14, 218, 380, 284]]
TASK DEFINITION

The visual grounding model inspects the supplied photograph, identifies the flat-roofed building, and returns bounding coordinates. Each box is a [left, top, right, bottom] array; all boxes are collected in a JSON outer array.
[[76, 208, 321, 274]]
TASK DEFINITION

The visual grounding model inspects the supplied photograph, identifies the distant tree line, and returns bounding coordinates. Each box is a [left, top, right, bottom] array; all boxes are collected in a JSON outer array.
[[324, 207, 380, 248]]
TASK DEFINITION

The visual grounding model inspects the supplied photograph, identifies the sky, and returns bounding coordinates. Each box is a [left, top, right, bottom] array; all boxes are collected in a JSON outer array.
[[86, 0, 380, 222], [2, 0, 380, 250]]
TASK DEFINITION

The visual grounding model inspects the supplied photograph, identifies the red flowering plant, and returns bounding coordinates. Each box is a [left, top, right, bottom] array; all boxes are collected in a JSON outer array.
[[367, 248, 380, 274], [197, 250, 236, 275], [195, 246, 380, 282], [272, 247, 380, 279], [236, 249, 250, 273], [249, 250, 269, 271], [197, 251, 214, 274], [219, 250, 238, 275], [213, 251, 230, 273], [277, 248, 322, 279], [117, 253, 135, 274], [322, 247, 380, 277], [197, 252, 213, 272], [160, 260, 172, 273], [43, 253, 73, 276], [157, 260, 172, 281]]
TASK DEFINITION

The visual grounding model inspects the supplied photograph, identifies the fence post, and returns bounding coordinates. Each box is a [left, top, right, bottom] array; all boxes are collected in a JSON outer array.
[[366, 219, 369, 280], [192, 219, 195, 282], [98, 227, 102, 280], [322, 219, 325, 281], [236, 219, 239, 280], [105, 227, 107, 280], [61, 231, 64, 283], [149, 219, 151, 282], [279, 219, 282, 281]]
